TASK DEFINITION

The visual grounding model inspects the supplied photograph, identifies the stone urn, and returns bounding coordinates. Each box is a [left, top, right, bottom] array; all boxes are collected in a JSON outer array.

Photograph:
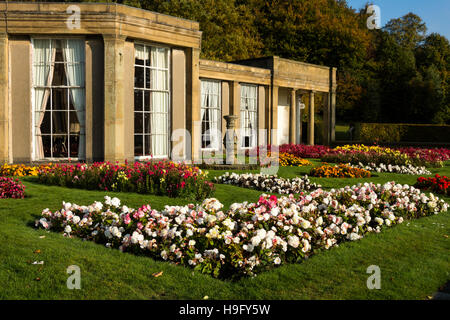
[[223, 115, 239, 164]]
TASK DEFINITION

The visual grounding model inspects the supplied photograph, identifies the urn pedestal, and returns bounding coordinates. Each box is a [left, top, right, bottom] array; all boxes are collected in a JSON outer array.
[[223, 115, 239, 164]]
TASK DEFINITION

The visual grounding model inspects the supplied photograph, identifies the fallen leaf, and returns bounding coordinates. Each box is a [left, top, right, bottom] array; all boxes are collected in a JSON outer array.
[[152, 271, 163, 278], [203, 296, 209, 300], [34, 249, 41, 254], [39, 236, 46, 239], [426, 296, 432, 300], [443, 235, 448, 238], [32, 261, 44, 265], [34, 277, 41, 281]]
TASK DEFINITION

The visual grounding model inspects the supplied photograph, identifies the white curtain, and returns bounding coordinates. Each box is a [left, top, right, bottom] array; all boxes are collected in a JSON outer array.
[[150, 47, 169, 157], [201, 80, 220, 149], [33, 39, 55, 159], [135, 44, 147, 62], [62, 39, 85, 159], [240, 84, 257, 148]]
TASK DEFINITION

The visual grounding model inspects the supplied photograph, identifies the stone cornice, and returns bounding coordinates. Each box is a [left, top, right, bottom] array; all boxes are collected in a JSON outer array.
[[199, 59, 271, 85], [0, 2, 202, 48]]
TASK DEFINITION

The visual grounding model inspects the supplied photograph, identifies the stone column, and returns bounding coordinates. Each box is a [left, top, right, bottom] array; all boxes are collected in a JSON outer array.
[[230, 81, 240, 117], [289, 88, 296, 144], [307, 91, 315, 146], [322, 92, 330, 145], [103, 34, 126, 163], [271, 85, 279, 145], [186, 47, 201, 162], [330, 67, 337, 143], [0, 33, 10, 163], [330, 89, 336, 143]]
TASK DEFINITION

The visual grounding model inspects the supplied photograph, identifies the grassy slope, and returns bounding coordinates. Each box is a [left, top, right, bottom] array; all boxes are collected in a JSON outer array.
[[0, 160, 449, 300]]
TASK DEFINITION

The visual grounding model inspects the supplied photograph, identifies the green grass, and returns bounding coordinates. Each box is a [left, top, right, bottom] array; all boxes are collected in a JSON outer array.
[[0, 160, 449, 300]]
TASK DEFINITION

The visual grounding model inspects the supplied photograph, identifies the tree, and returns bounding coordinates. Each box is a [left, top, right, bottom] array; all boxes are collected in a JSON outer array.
[[384, 13, 427, 49], [135, 0, 263, 61]]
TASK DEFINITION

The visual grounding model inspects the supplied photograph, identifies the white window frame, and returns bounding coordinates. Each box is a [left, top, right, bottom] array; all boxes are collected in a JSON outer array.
[[133, 42, 171, 161], [240, 83, 258, 150], [31, 38, 85, 161], [200, 79, 222, 151]]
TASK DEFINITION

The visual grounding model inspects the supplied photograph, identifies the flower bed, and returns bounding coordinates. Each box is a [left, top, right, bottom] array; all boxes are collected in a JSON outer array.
[[350, 162, 431, 175], [36, 182, 448, 278], [310, 164, 371, 178], [279, 144, 331, 158], [248, 144, 330, 159], [37, 161, 215, 200], [0, 163, 50, 177], [396, 147, 450, 164], [278, 153, 312, 167], [0, 177, 26, 199], [321, 149, 418, 167], [335, 144, 400, 155], [415, 174, 449, 196], [214, 172, 320, 194], [328, 144, 446, 167]]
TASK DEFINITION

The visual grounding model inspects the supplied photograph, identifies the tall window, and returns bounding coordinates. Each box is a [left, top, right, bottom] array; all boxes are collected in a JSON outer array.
[[134, 44, 170, 158], [240, 84, 258, 148], [32, 39, 85, 159], [201, 80, 221, 150]]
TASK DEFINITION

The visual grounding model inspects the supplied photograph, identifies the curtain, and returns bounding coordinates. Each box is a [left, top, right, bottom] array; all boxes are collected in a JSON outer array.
[[33, 39, 55, 159], [150, 47, 169, 157], [201, 80, 220, 149], [134, 44, 147, 62], [62, 39, 85, 159]]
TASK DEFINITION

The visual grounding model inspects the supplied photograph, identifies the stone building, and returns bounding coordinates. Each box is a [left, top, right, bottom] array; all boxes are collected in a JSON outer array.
[[0, 2, 336, 164]]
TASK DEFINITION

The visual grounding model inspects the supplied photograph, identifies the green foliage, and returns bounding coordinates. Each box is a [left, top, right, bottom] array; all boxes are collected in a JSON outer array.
[[135, 0, 263, 61], [383, 12, 427, 49], [358, 123, 407, 143], [356, 123, 450, 144]]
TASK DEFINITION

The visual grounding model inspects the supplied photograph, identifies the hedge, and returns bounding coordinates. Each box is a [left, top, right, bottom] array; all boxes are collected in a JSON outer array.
[[355, 123, 450, 143]]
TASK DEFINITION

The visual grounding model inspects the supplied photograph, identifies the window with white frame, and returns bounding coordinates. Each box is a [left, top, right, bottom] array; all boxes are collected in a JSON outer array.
[[240, 84, 258, 148], [32, 39, 85, 160], [134, 44, 170, 158], [201, 80, 221, 150]]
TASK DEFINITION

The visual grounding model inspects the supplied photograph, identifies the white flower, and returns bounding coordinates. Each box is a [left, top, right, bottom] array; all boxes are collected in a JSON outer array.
[[111, 197, 121, 207], [63, 202, 72, 211], [300, 219, 311, 229], [274, 257, 281, 265], [251, 235, 262, 247], [348, 232, 360, 241], [94, 201, 103, 211], [72, 216, 80, 224], [189, 240, 196, 246], [270, 207, 280, 217], [315, 216, 323, 226], [287, 235, 300, 248], [64, 225, 72, 233]]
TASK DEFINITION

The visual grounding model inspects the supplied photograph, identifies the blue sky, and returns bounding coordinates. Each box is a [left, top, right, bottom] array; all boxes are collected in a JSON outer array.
[[346, 0, 450, 40]]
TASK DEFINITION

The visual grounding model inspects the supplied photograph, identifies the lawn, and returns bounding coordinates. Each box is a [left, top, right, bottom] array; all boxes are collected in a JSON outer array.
[[0, 159, 449, 299]]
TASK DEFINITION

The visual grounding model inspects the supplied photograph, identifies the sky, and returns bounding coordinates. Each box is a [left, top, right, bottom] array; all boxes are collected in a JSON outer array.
[[346, 0, 450, 40]]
